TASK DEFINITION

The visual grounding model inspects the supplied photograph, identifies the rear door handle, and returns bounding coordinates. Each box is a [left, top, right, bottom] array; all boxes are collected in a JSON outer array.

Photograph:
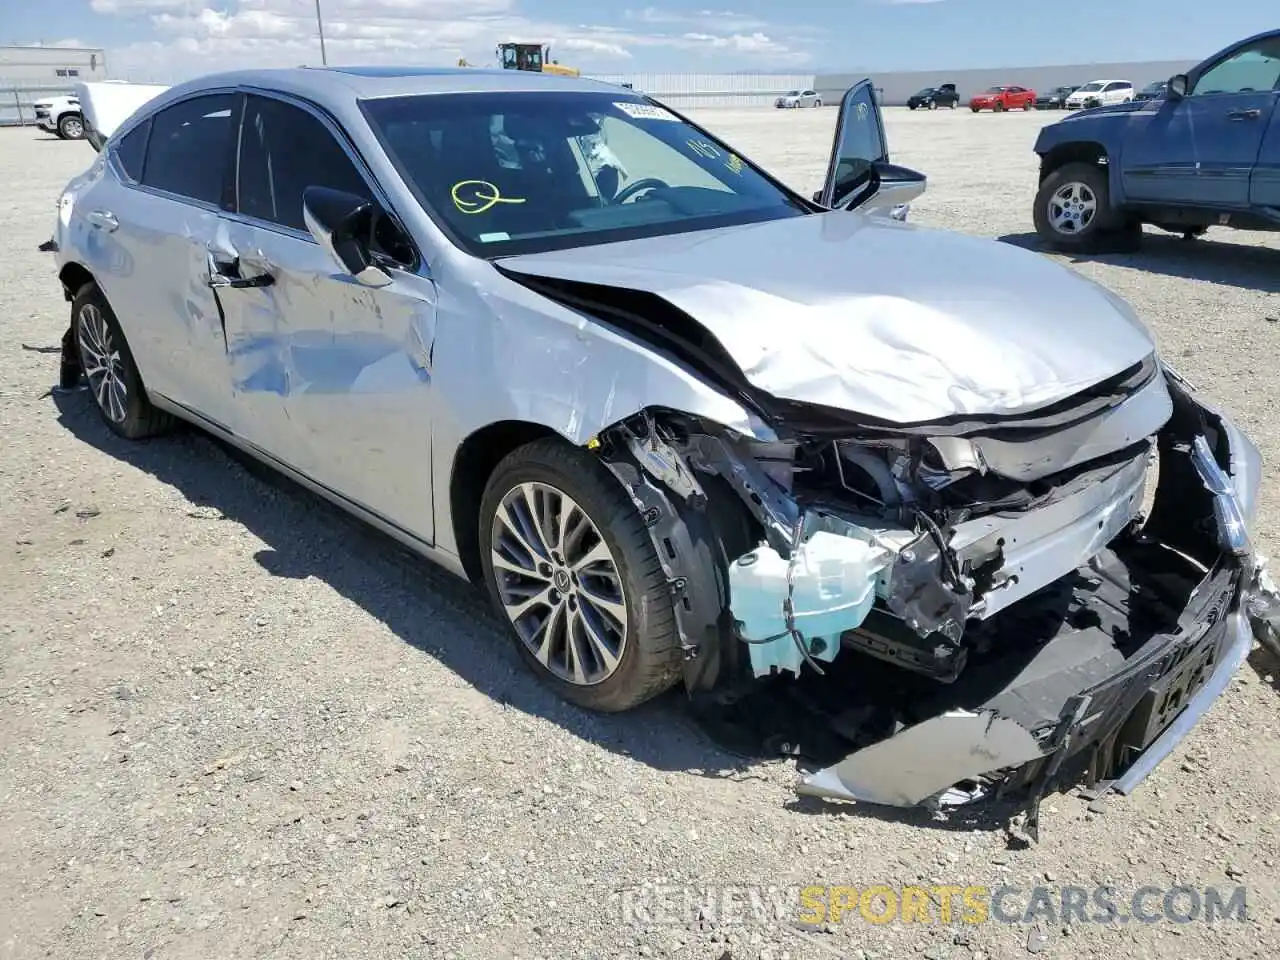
[[1226, 108, 1262, 121], [207, 251, 275, 289], [86, 209, 118, 232]]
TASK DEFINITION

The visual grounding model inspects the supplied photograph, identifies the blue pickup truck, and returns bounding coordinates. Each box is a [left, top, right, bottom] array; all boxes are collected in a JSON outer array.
[[1032, 29, 1280, 251]]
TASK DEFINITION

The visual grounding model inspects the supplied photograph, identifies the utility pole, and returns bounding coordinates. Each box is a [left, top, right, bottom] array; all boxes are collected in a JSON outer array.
[[314, 0, 328, 65]]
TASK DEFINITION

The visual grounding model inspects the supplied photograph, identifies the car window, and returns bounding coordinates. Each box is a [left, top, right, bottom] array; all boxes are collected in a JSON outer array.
[[361, 91, 806, 258], [237, 94, 373, 232], [1077, 82, 1103, 92], [1193, 37, 1280, 95], [802, 90, 816, 97], [113, 118, 150, 182], [141, 93, 239, 206]]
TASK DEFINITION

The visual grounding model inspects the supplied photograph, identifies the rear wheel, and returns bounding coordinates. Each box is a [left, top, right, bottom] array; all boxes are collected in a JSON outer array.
[[71, 285, 175, 439], [479, 439, 683, 712]]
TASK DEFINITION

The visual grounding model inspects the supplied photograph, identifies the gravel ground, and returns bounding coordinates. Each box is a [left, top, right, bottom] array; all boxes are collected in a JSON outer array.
[[3, 107, 1280, 960]]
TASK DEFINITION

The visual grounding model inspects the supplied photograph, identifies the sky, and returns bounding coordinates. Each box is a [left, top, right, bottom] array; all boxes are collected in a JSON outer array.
[[1, 0, 1276, 82]]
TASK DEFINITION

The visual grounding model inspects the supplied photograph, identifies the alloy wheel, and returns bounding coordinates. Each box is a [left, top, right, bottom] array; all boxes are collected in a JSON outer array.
[[490, 481, 628, 686], [1047, 181, 1098, 235], [77, 303, 128, 423], [61, 116, 83, 138]]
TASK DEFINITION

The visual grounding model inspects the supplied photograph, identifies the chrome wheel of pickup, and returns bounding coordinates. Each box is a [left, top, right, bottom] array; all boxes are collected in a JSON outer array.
[[1046, 181, 1097, 235]]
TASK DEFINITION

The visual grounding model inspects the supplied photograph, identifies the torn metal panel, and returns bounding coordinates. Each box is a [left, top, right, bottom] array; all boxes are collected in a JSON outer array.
[[797, 710, 1046, 807], [933, 369, 1173, 483], [950, 449, 1150, 619], [497, 212, 1157, 423]]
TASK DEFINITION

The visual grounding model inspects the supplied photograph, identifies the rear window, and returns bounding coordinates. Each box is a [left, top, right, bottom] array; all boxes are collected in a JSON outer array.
[[112, 118, 150, 182]]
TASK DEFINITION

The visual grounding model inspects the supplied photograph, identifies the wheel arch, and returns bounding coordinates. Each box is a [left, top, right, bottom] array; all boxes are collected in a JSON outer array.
[[448, 419, 562, 583], [56, 262, 99, 387], [1038, 141, 1109, 184]]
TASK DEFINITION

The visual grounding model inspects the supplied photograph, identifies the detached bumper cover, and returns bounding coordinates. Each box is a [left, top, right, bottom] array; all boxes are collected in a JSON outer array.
[[797, 378, 1280, 810]]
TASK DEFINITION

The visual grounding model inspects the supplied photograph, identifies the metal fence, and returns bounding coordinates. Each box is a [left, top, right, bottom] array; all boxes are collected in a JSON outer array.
[[0, 81, 77, 126], [585, 72, 818, 108]]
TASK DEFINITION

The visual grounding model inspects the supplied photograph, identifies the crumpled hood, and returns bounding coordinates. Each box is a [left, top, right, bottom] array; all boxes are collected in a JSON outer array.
[[497, 212, 1155, 424]]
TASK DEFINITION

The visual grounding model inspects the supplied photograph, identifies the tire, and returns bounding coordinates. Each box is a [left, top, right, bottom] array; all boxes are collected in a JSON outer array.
[[929, 100, 938, 110], [1023, 100, 1033, 111], [479, 438, 682, 712], [949, 101, 957, 109], [814, 100, 822, 108], [71, 284, 175, 440], [57, 113, 84, 140], [1033, 161, 1132, 252], [993, 101, 1005, 113], [971, 106, 980, 113], [908, 104, 917, 111]]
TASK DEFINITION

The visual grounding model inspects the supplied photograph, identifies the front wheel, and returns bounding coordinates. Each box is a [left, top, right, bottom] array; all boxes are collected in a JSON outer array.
[[479, 439, 683, 712], [970, 106, 980, 113], [71, 285, 175, 439], [57, 113, 84, 140], [1033, 161, 1132, 252], [993, 101, 1005, 113]]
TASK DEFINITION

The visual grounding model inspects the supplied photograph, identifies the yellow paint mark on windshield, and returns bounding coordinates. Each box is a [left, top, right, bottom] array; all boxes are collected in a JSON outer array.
[[451, 180, 527, 215]]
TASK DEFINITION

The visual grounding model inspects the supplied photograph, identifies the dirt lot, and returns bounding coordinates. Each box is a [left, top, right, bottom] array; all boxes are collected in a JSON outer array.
[[3, 106, 1280, 960]]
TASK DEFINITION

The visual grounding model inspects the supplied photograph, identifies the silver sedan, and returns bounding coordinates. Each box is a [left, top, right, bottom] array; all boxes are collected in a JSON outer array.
[[49, 66, 1280, 814]]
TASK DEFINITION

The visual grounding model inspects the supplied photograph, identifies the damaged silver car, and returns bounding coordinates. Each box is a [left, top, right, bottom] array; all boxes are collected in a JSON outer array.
[[48, 67, 1280, 821]]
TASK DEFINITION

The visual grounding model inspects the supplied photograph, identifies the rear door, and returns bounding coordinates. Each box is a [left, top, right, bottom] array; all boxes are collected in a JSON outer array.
[[220, 92, 438, 542], [93, 91, 242, 426]]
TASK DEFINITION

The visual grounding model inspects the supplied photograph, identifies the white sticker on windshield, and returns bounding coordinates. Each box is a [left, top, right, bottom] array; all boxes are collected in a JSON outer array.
[[478, 231, 510, 242], [613, 101, 679, 121]]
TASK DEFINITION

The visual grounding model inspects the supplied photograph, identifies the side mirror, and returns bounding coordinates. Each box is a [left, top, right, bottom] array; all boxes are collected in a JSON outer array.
[[1167, 74, 1189, 99], [302, 186, 396, 288], [859, 160, 927, 220]]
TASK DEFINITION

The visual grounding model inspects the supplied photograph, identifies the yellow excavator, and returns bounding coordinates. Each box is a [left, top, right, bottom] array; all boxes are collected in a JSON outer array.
[[456, 42, 579, 77]]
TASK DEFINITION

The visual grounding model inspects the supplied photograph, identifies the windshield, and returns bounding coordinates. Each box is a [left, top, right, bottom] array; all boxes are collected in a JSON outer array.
[[1142, 81, 1165, 92], [1076, 82, 1104, 92], [916, 87, 935, 96], [361, 92, 807, 257], [983, 86, 1008, 93]]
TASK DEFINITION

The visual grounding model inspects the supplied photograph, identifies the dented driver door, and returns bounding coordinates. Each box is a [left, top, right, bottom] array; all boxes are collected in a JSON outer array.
[[214, 92, 439, 544], [820, 79, 927, 217]]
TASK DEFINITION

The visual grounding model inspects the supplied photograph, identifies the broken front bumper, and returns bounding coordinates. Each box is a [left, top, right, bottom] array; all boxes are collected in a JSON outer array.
[[796, 374, 1280, 809]]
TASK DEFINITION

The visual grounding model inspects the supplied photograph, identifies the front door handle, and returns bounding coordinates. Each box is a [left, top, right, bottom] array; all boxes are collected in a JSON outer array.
[[1226, 108, 1262, 121], [86, 209, 118, 232], [207, 252, 275, 289]]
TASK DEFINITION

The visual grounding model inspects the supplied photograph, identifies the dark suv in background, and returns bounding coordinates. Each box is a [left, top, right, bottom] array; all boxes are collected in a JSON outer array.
[[906, 83, 959, 109], [1035, 86, 1077, 109]]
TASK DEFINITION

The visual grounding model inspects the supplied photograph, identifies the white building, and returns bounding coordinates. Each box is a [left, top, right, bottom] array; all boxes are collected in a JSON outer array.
[[0, 44, 108, 84]]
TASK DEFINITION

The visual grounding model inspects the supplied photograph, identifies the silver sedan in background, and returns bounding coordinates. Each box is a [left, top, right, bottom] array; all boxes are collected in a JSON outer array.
[[48, 66, 1280, 817], [774, 88, 822, 108]]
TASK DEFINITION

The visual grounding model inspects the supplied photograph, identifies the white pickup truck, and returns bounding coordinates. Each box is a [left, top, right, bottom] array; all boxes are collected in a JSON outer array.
[[32, 94, 85, 140], [39, 82, 172, 147]]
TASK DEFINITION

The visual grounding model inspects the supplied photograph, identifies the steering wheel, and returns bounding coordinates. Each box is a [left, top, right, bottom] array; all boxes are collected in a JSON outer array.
[[613, 177, 670, 204]]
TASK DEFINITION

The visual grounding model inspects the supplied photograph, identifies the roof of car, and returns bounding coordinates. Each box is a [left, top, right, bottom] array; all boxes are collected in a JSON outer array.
[[153, 65, 627, 104]]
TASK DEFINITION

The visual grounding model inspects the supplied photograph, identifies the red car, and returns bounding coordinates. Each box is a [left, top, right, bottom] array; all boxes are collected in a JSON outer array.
[[969, 85, 1036, 112]]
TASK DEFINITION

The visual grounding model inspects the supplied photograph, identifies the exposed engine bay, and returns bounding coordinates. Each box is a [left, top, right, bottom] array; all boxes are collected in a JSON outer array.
[[591, 358, 1280, 828]]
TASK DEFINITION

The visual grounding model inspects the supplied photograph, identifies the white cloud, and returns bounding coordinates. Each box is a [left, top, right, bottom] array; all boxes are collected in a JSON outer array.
[[98, 0, 817, 80], [626, 6, 769, 32]]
